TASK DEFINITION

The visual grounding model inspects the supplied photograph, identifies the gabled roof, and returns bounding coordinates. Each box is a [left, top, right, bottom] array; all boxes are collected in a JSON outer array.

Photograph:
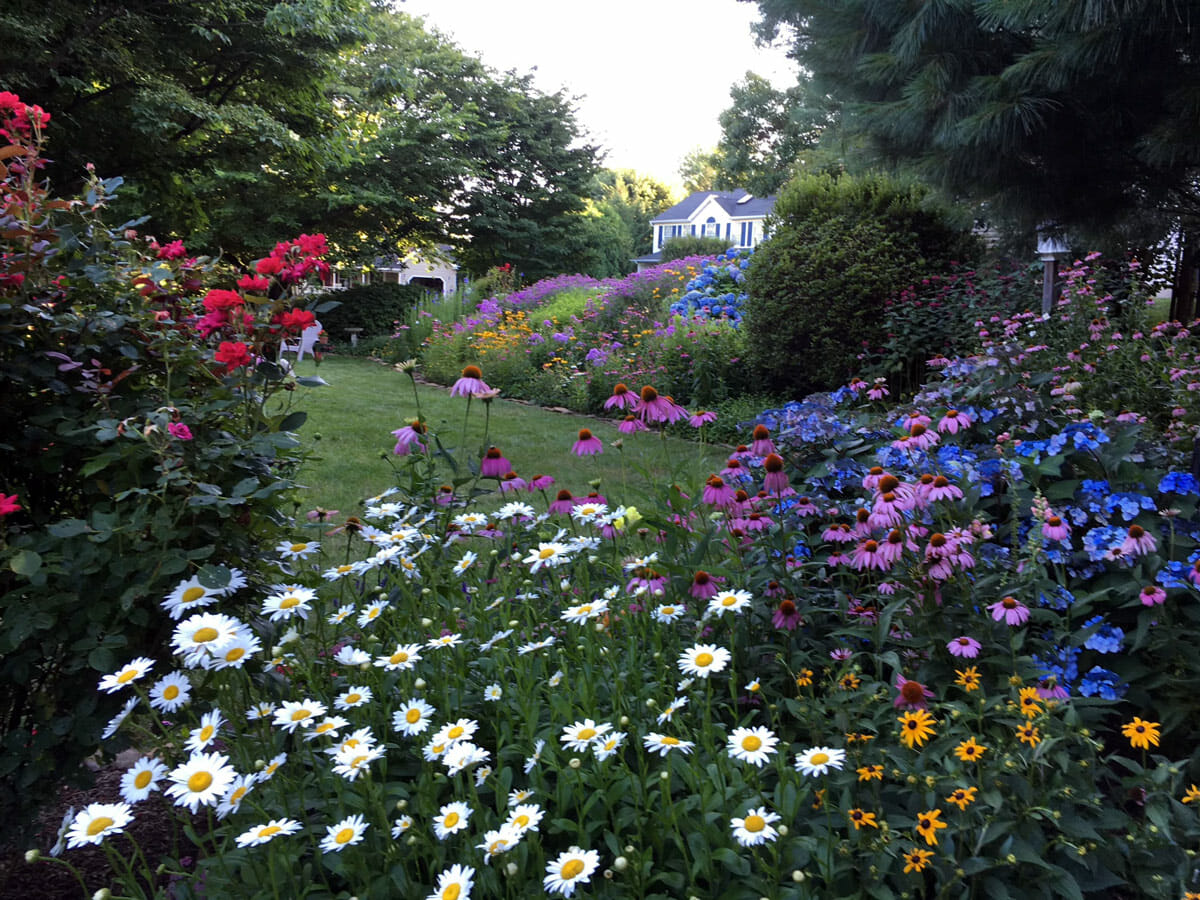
[[651, 189, 776, 224]]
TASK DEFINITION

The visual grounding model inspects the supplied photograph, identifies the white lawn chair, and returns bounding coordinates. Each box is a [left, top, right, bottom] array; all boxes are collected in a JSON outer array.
[[279, 321, 323, 363]]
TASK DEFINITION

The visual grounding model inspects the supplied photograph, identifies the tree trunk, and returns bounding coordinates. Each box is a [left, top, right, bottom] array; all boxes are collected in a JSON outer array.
[[1171, 229, 1199, 323]]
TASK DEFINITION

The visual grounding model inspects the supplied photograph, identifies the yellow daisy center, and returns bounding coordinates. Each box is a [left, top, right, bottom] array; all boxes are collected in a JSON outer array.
[[390, 651, 409, 664], [441, 885, 461, 900], [134, 770, 152, 789], [192, 627, 219, 643], [188, 772, 213, 793], [448, 725, 464, 739], [743, 815, 765, 833], [742, 736, 762, 752], [117, 669, 139, 684], [443, 812, 459, 828], [290, 543, 308, 553], [290, 709, 312, 722], [810, 752, 829, 765], [577, 728, 596, 741], [661, 607, 676, 615], [260, 825, 281, 837], [661, 736, 680, 745], [539, 548, 555, 559], [315, 722, 335, 733], [695, 652, 714, 667], [513, 814, 529, 827], [163, 685, 180, 700], [561, 859, 585, 879], [199, 725, 214, 742], [224, 647, 245, 662], [721, 596, 737, 606], [334, 827, 355, 844], [405, 708, 421, 724], [280, 596, 300, 609], [229, 786, 247, 803], [181, 586, 206, 604], [87, 816, 115, 836], [345, 693, 361, 704]]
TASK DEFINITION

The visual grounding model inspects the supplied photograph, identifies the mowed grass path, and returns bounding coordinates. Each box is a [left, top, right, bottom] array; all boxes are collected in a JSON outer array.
[[285, 356, 730, 516]]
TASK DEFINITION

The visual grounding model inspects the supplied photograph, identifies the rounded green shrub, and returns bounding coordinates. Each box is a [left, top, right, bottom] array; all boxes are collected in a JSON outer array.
[[743, 172, 979, 397], [661, 234, 733, 261], [314, 282, 426, 339]]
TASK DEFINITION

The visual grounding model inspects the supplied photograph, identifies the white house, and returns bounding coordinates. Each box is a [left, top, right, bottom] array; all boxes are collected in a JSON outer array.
[[329, 247, 458, 295], [632, 189, 776, 271]]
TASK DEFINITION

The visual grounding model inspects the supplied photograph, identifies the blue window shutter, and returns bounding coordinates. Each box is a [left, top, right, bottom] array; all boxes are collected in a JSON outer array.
[[690, 224, 696, 236], [725, 223, 730, 240]]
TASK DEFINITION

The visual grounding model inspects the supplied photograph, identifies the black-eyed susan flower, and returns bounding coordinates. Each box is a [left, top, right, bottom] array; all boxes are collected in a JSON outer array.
[[544, 846, 600, 895], [1182, 784, 1200, 804], [65, 802, 134, 849], [898, 709, 937, 748], [1018, 686, 1043, 719], [848, 808, 879, 830], [795, 668, 814, 687], [857, 764, 884, 782], [954, 666, 981, 692], [839, 672, 861, 690], [1016, 723, 1041, 747], [954, 737, 987, 762], [914, 809, 947, 845], [1122, 716, 1161, 750], [903, 847, 934, 873], [729, 806, 781, 846], [946, 786, 978, 810]]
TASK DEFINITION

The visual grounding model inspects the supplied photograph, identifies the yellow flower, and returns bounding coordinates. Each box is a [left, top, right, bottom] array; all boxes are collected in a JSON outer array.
[[946, 786, 977, 810], [847, 808, 879, 830], [954, 737, 987, 763], [898, 709, 937, 749], [1122, 717, 1161, 750], [857, 764, 884, 782], [839, 672, 861, 690], [903, 847, 934, 873], [1016, 723, 1041, 747], [1018, 686, 1043, 719], [1182, 784, 1200, 804], [914, 808, 947, 846], [954, 666, 981, 692], [795, 668, 814, 688]]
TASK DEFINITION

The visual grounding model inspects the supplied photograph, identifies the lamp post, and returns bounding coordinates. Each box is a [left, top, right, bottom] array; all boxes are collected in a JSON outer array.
[[1037, 230, 1070, 315]]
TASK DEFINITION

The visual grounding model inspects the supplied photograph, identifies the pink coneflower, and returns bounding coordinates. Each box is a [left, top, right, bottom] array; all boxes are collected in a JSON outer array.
[[822, 523, 855, 543], [528, 473, 555, 490], [481, 447, 510, 478], [877, 581, 898, 595], [572, 428, 603, 456], [750, 424, 776, 457], [1139, 585, 1166, 607], [689, 410, 717, 428], [450, 365, 491, 397], [862, 466, 886, 490], [721, 458, 752, 481], [434, 485, 455, 506], [391, 421, 426, 455], [731, 444, 754, 461], [689, 570, 721, 599], [937, 409, 972, 434], [987, 595, 1030, 626], [549, 489, 575, 515], [637, 386, 686, 424], [894, 422, 940, 452], [603, 382, 637, 411], [925, 475, 963, 503], [1120, 524, 1156, 557], [702, 475, 736, 507], [850, 539, 891, 572], [762, 453, 789, 495], [867, 378, 889, 401], [792, 495, 820, 517], [1042, 515, 1070, 542], [734, 512, 773, 533], [924, 532, 953, 560], [946, 635, 981, 658], [618, 414, 648, 434], [830, 647, 853, 661], [879, 529, 908, 565], [763, 580, 786, 598], [900, 411, 932, 430], [498, 472, 527, 493], [868, 492, 905, 530], [772, 597, 803, 631], [626, 566, 667, 596], [576, 490, 608, 507], [1037, 676, 1069, 700], [893, 674, 933, 709]]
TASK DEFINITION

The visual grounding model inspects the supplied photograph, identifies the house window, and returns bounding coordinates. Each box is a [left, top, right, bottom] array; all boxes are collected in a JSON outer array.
[[703, 216, 718, 237]]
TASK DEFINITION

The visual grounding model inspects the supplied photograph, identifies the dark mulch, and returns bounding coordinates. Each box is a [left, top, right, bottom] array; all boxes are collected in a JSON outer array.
[[0, 762, 202, 900]]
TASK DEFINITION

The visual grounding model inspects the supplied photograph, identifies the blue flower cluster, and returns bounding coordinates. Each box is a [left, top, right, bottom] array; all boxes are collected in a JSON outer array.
[[668, 248, 753, 324], [1082, 616, 1124, 653], [757, 392, 855, 446], [1159, 471, 1200, 494]]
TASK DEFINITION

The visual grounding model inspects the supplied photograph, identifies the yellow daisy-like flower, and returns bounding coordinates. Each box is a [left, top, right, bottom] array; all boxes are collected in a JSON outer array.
[[795, 668, 814, 688], [1182, 784, 1200, 804], [954, 736, 987, 763], [1017, 686, 1043, 719], [845, 732, 876, 744], [1016, 722, 1041, 747], [898, 709, 937, 749], [847, 808, 879, 830], [857, 764, 884, 782], [954, 666, 981, 692], [839, 672, 861, 690], [914, 808, 947, 846], [903, 847, 934, 873], [946, 786, 978, 810], [1122, 717, 1161, 750]]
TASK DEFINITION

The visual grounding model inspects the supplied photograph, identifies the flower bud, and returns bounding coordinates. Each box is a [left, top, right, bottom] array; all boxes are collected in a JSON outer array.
[[24, 849, 40, 863], [613, 856, 628, 872], [569, 757, 581, 769], [414, 678, 427, 690]]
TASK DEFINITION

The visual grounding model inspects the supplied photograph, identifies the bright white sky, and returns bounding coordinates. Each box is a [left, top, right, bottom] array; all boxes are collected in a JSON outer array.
[[397, 0, 798, 190]]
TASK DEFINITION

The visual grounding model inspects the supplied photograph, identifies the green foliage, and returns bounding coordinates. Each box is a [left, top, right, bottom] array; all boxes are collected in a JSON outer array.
[[0, 107, 323, 843], [661, 235, 733, 262], [743, 172, 979, 396], [313, 282, 424, 338], [594, 169, 677, 259]]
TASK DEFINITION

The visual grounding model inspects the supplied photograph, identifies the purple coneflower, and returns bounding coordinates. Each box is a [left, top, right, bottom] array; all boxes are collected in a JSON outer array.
[[603, 382, 636, 411], [689, 570, 720, 599], [548, 489, 575, 515], [937, 409, 972, 434], [946, 635, 981, 658], [762, 454, 789, 495], [702, 475, 736, 507], [391, 421, 426, 456], [1139, 585, 1166, 607], [1120, 524, 1156, 558], [450, 365, 491, 398], [637, 386, 686, 424], [750, 424, 776, 457], [1042, 514, 1070, 542], [528, 473, 555, 490], [893, 675, 934, 709], [689, 410, 717, 428], [480, 447, 510, 478], [987, 595, 1030, 626], [849, 539, 891, 572], [498, 472, 527, 493], [618, 415, 648, 434], [772, 598, 803, 631], [571, 428, 603, 457], [924, 475, 963, 503]]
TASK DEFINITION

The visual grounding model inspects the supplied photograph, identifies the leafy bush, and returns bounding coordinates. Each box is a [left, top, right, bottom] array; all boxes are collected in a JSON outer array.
[[313, 282, 425, 339], [0, 96, 327, 843], [743, 172, 979, 397], [660, 234, 732, 261]]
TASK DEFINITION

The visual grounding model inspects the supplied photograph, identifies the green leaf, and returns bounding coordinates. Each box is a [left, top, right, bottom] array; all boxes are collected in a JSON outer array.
[[9, 550, 42, 577], [198, 564, 232, 590], [278, 411, 308, 432], [47, 518, 89, 538], [711, 847, 751, 877]]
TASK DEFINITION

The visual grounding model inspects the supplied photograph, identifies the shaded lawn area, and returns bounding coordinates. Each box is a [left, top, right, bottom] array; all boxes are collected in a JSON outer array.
[[285, 356, 731, 518]]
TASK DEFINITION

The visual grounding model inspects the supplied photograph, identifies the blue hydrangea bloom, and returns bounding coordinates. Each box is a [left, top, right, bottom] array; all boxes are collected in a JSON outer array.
[[1159, 471, 1200, 494], [1082, 616, 1124, 653], [1158, 560, 1190, 589], [1078, 480, 1111, 514], [1038, 586, 1075, 610], [1078, 666, 1126, 699], [1082, 525, 1127, 561], [1104, 491, 1156, 521], [1034, 646, 1081, 685]]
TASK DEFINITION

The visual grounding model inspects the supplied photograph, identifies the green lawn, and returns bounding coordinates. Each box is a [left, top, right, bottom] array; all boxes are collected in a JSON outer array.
[[284, 356, 730, 517]]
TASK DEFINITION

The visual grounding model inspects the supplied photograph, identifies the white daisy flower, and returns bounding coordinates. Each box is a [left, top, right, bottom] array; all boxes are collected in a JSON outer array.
[[374, 642, 422, 671], [426, 864, 475, 900], [594, 731, 627, 761], [305, 715, 351, 741], [423, 739, 450, 762], [261, 585, 316, 622], [794, 746, 846, 777], [731, 806, 781, 847], [204, 630, 261, 670], [323, 564, 358, 582], [276, 539, 320, 560], [165, 751, 237, 813], [101, 696, 139, 740], [258, 752, 287, 781], [432, 718, 479, 747], [452, 512, 488, 532], [518, 637, 556, 655], [98, 657, 155, 694], [504, 803, 544, 837], [356, 600, 390, 628], [560, 719, 612, 752], [478, 825, 522, 863], [334, 685, 373, 710], [726, 726, 779, 767], [443, 741, 490, 776], [497, 501, 535, 520], [652, 603, 686, 624], [677, 643, 731, 678], [326, 603, 356, 625], [185, 709, 225, 753], [171, 612, 243, 664], [642, 732, 695, 756], [65, 803, 133, 849], [216, 774, 256, 819], [544, 846, 600, 897], [326, 727, 376, 758], [273, 698, 327, 733], [331, 744, 385, 781], [560, 598, 608, 625], [570, 502, 609, 523], [548, 669, 564, 687], [119, 757, 167, 804], [452, 551, 477, 575], [707, 589, 753, 616], [656, 696, 688, 724], [473, 763, 492, 785], [246, 701, 277, 722], [333, 645, 371, 667], [392, 698, 437, 737], [523, 542, 571, 572], [391, 815, 414, 838], [319, 813, 367, 853], [148, 672, 191, 713], [523, 739, 546, 774], [508, 787, 536, 806], [478, 628, 512, 651], [235, 818, 301, 848], [161, 577, 220, 619], [426, 632, 463, 649], [432, 801, 473, 840]]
